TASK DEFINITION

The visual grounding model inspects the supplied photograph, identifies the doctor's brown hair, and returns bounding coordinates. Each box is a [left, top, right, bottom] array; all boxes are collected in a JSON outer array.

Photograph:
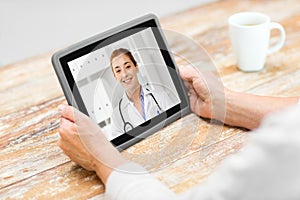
[[110, 48, 137, 75]]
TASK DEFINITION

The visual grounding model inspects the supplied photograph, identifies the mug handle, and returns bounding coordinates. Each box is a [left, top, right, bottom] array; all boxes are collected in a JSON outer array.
[[267, 22, 286, 54]]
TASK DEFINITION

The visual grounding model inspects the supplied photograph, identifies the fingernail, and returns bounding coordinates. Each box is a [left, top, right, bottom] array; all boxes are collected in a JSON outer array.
[[58, 104, 66, 113], [179, 65, 187, 73]]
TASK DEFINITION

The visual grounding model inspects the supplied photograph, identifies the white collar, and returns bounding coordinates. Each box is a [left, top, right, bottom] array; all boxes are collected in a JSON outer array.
[[121, 85, 152, 107]]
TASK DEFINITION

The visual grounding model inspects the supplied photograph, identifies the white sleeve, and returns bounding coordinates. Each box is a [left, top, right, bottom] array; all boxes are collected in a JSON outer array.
[[105, 162, 177, 200], [181, 106, 300, 200], [106, 107, 300, 200]]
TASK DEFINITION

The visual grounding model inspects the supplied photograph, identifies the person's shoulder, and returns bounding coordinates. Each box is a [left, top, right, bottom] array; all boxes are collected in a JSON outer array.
[[111, 96, 129, 124], [110, 103, 124, 136], [143, 83, 166, 94], [111, 103, 122, 122]]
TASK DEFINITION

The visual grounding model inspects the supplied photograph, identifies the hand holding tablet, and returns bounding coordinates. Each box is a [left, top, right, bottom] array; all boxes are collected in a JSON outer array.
[[52, 14, 190, 150]]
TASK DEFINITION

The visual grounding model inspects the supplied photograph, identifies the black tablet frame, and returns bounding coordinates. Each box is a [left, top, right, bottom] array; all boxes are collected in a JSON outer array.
[[51, 14, 190, 150]]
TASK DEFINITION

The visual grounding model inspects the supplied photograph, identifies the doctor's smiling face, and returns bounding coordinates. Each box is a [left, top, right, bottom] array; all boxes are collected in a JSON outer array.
[[110, 48, 140, 93]]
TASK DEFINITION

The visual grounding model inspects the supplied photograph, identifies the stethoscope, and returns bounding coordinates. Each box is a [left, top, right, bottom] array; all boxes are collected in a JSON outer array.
[[119, 89, 162, 133]]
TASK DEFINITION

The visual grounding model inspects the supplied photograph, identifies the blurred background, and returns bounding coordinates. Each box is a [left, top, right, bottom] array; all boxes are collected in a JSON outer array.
[[0, 0, 214, 67]]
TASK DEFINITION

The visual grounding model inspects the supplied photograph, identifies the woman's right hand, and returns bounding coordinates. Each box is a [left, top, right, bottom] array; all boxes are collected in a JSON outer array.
[[178, 65, 227, 122]]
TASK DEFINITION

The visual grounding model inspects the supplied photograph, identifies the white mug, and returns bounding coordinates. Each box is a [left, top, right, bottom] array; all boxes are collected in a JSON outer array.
[[228, 12, 285, 72]]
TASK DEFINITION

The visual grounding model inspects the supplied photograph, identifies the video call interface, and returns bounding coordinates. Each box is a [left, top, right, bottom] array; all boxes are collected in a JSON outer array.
[[67, 27, 180, 141]]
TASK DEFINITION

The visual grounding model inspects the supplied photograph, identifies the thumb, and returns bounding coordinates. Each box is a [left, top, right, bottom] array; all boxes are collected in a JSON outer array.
[[179, 65, 201, 81], [59, 104, 89, 123]]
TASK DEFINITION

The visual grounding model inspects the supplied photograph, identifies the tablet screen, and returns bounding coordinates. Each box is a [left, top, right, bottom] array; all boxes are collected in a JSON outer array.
[[67, 27, 181, 141], [55, 16, 189, 148]]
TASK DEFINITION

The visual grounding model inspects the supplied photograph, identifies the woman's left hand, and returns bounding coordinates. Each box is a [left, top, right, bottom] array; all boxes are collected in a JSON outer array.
[[57, 105, 127, 184]]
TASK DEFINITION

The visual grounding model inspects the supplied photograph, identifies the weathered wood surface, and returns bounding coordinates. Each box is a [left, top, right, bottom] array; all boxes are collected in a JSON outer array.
[[1, 0, 300, 199]]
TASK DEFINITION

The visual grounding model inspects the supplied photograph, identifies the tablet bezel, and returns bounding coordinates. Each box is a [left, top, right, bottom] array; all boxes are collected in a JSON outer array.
[[51, 14, 190, 150]]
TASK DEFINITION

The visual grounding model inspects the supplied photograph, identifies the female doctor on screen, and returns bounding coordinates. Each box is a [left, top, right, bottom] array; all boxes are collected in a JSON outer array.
[[109, 48, 174, 138]]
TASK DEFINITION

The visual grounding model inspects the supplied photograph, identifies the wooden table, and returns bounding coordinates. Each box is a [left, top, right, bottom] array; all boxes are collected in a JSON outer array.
[[1, 0, 300, 199]]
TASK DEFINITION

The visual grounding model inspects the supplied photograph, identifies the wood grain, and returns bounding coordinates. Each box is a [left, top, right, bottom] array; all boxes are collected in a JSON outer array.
[[1, 0, 300, 199]]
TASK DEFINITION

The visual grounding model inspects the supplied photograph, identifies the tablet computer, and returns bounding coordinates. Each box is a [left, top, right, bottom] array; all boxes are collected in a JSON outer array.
[[52, 13, 190, 150]]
